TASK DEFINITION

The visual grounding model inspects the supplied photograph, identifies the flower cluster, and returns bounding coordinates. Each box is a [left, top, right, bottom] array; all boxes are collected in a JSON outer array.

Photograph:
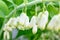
[[3, 10, 60, 39], [47, 14, 60, 31], [30, 11, 49, 34], [3, 10, 48, 34], [3, 24, 12, 40]]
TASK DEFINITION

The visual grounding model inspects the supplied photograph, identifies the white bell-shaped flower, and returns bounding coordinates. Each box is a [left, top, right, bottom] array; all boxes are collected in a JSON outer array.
[[29, 16, 37, 34], [3, 24, 12, 31], [17, 25, 25, 30], [29, 16, 37, 28], [4, 31, 10, 40], [17, 12, 30, 30], [37, 11, 49, 30], [32, 25, 37, 34], [18, 13, 27, 25], [47, 14, 60, 31], [24, 15, 30, 29], [7, 18, 18, 29]]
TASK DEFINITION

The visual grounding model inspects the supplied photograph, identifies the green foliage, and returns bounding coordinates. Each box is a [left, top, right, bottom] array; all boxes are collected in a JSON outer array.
[[13, 0, 23, 5], [0, 0, 9, 18], [0, 18, 4, 29], [47, 4, 59, 18]]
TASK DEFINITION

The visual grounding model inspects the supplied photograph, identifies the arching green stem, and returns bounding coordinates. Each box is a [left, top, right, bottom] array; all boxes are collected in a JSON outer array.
[[22, 0, 28, 14], [42, 0, 45, 13], [35, 0, 38, 16], [59, 1, 60, 13]]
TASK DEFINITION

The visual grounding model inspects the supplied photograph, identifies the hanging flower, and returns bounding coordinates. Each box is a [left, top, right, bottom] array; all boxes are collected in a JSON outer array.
[[17, 25, 25, 30], [24, 15, 30, 30], [17, 12, 30, 30], [30, 11, 49, 34], [32, 25, 37, 34], [18, 13, 27, 25], [29, 16, 37, 27], [6, 18, 18, 29], [3, 24, 12, 31], [47, 14, 60, 31], [37, 11, 49, 30], [30, 16, 37, 34], [4, 31, 10, 40]]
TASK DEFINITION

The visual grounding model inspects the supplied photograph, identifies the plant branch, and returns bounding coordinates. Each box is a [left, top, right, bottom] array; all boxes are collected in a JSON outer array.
[[6, 0, 58, 18], [6, 0, 42, 18], [59, 1, 60, 13]]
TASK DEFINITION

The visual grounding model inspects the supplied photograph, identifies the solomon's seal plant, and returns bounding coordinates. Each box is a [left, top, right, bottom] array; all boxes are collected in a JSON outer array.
[[0, 0, 60, 40]]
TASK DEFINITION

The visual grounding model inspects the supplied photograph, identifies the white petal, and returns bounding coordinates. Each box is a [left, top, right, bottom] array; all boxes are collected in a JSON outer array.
[[7, 18, 18, 27], [24, 16, 30, 29], [29, 16, 37, 28], [47, 15, 57, 30], [17, 13, 30, 30], [4, 31, 10, 40], [32, 25, 37, 34], [3, 24, 12, 31], [6, 31, 10, 40], [18, 13, 27, 25], [7, 26, 12, 31], [47, 14, 60, 31], [37, 11, 48, 30], [13, 18, 18, 26], [24, 16, 29, 27], [17, 25, 25, 30], [37, 12, 42, 24], [4, 31, 7, 40]]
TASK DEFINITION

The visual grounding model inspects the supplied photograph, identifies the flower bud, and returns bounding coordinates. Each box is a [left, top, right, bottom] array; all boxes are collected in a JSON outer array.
[[29, 16, 37, 28], [17, 12, 30, 30], [32, 25, 37, 34], [47, 14, 60, 31], [7, 18, 18, 28], [17, 25, 25, 30], [18, 12, 27, 25], [3, 24, 12, 31], [37, 11, 49, 30], [4, 31, 10, 40], [24, 16, 30, 30]]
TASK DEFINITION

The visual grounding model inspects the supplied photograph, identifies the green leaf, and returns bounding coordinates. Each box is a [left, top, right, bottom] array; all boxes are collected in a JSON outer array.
[[28, 0, 33, 2], [7, 0, 13, 3], [13, 0, 23, 5], [0, 10, 5, 18], [15, 29, 33, 39], [0, 0, 9, 18], [47, 4, 59, 18], [0, 18, 4, 29]]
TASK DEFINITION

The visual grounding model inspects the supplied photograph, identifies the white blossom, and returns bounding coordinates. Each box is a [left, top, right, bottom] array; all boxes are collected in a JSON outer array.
[[30, 11, 49, 34], [18, 13, 27, 25], [32, 25, 37, 34], [24, 15, 30, 29], [29, 16, 37, 28], [7, 18, 18, 29], [17, 25, 25, 30], [4, 31, 10, 40], [3, 11, 49, 33], [17, 12, 30, 30], [37, 11, 49, 30], [3, 24, 12, 31], [30, 16, 37, 34], [47, 14, 60, 31]]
